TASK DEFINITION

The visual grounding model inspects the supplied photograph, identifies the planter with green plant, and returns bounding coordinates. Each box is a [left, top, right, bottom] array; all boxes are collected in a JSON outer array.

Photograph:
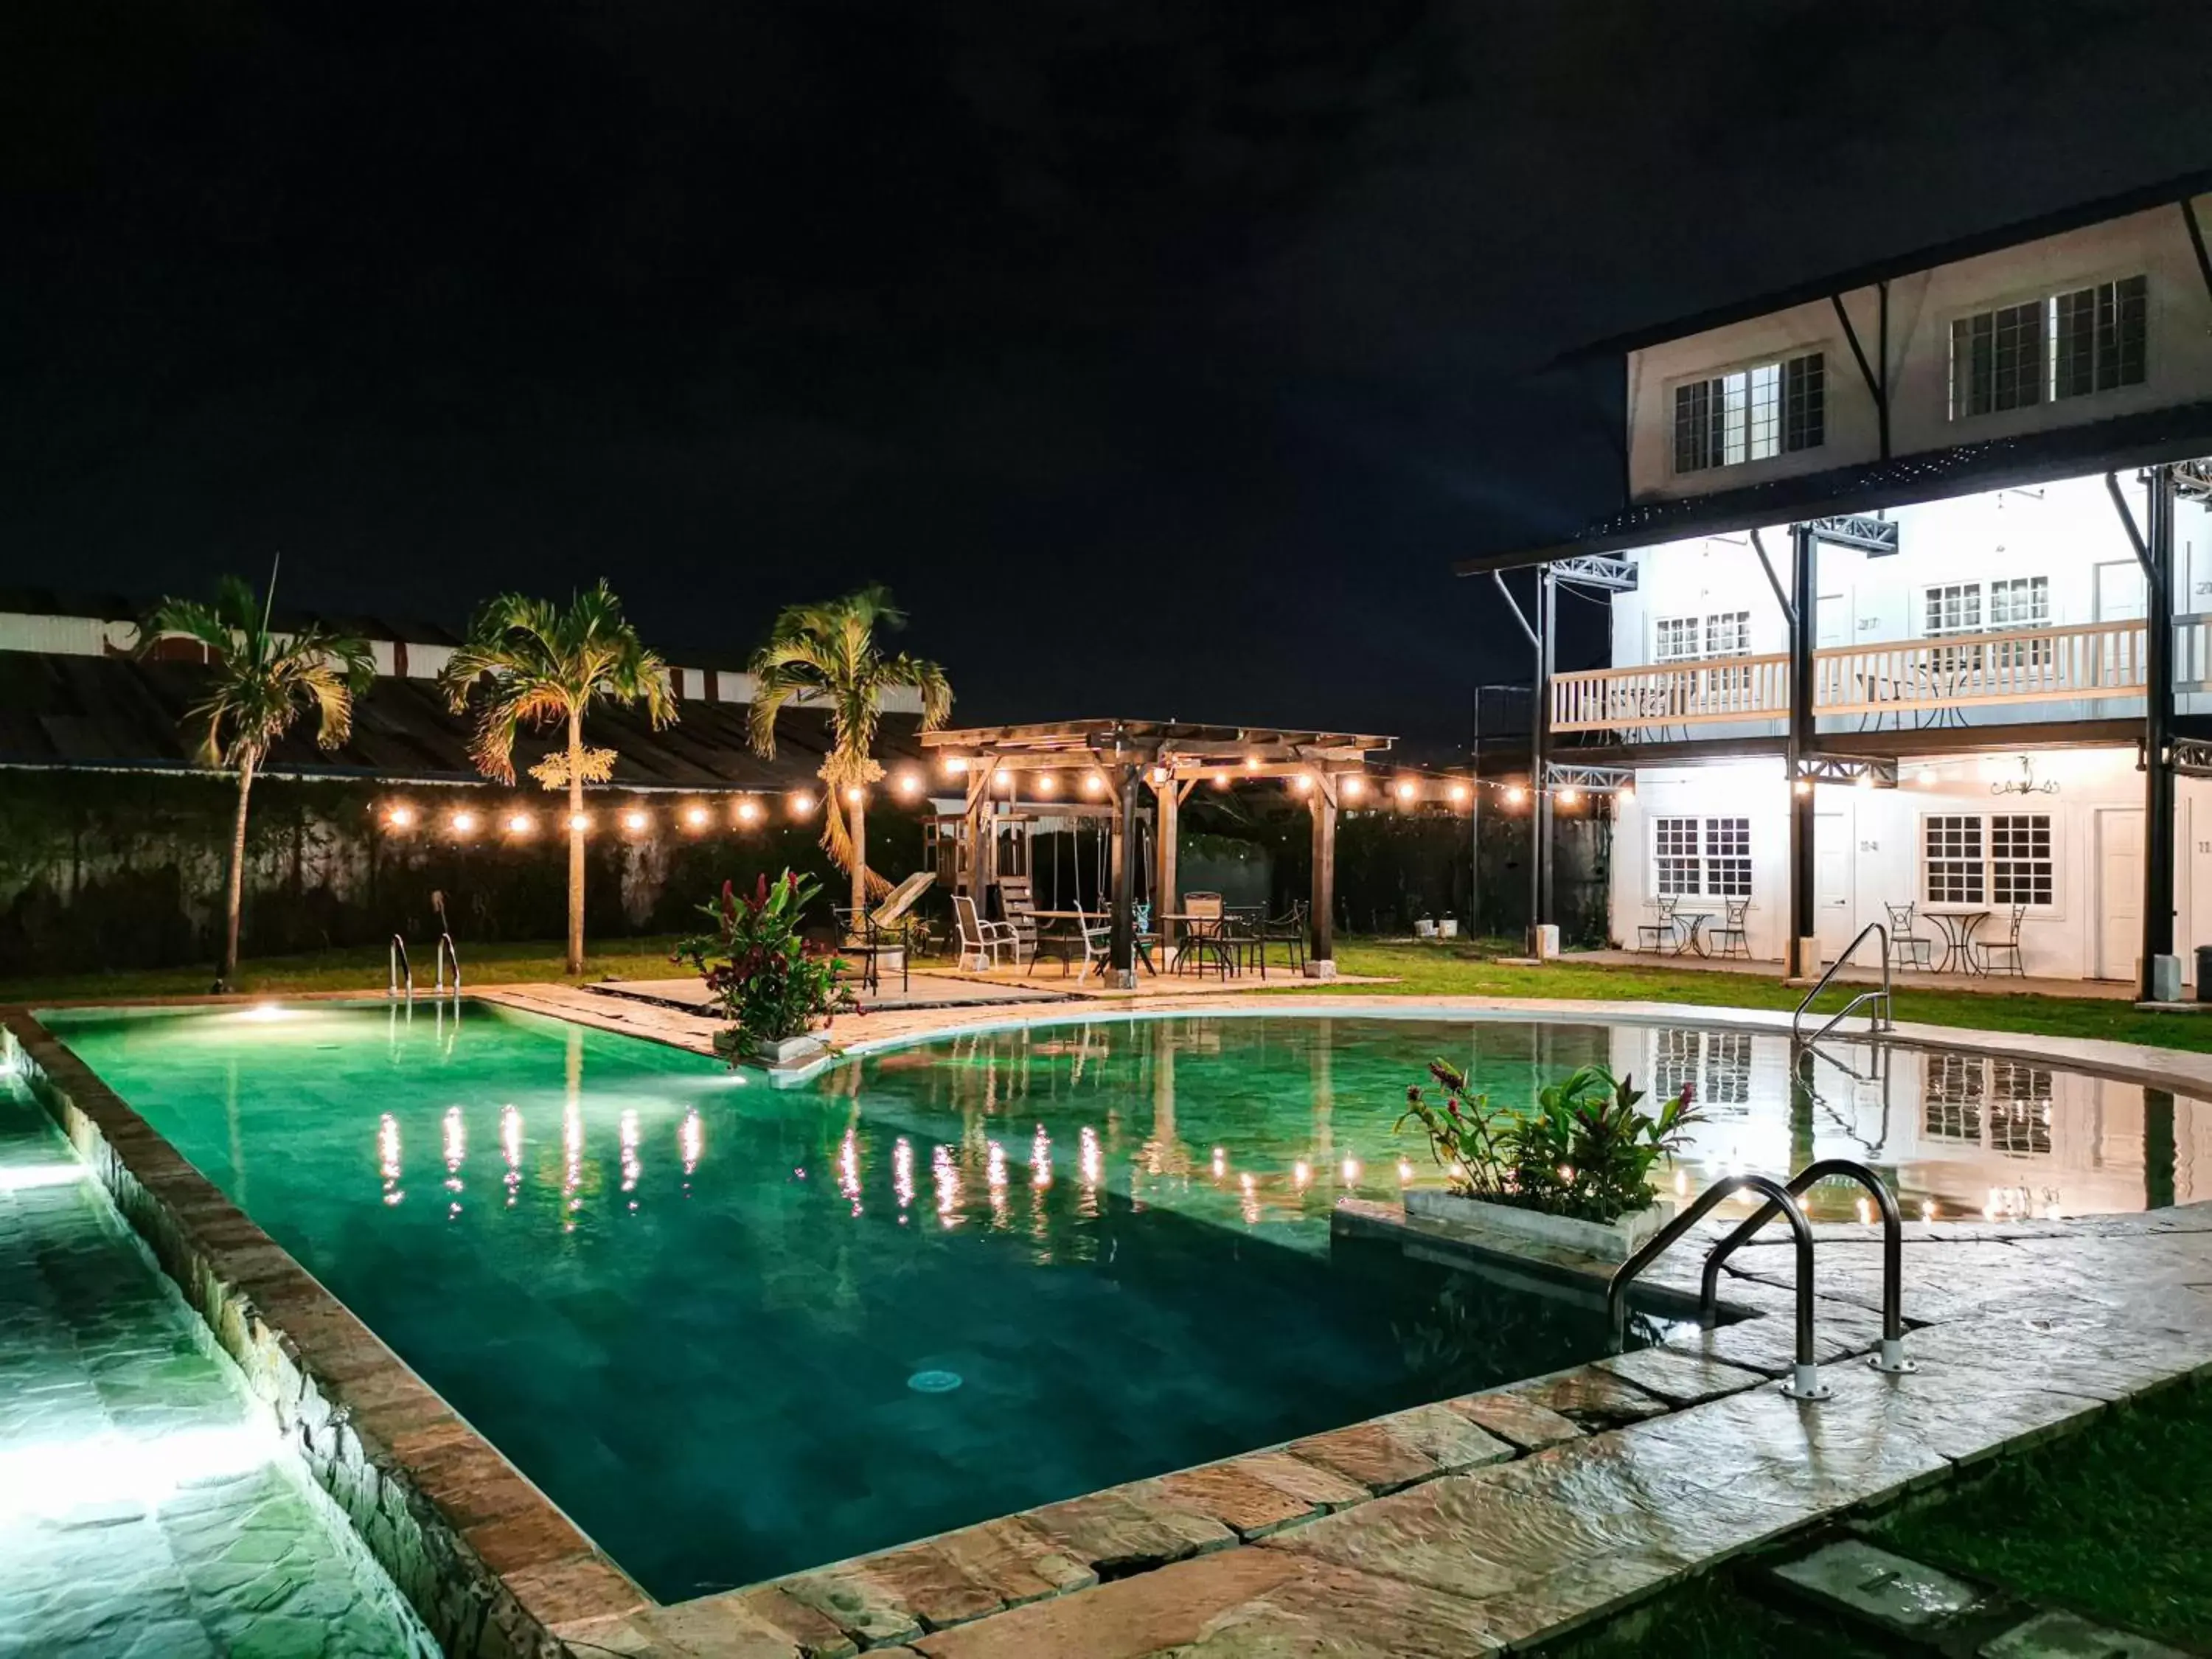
[[677, 871, 854, 1065], [1394, 1060, 1701, 1261]]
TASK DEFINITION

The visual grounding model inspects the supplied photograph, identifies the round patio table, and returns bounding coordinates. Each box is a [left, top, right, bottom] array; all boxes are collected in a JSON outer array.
[[1921, 908, 1989, 975]]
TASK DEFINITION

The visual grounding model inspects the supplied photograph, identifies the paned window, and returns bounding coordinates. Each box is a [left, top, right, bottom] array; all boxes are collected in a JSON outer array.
[[1989, 814, 2054, 907], [1674, 352, 1824, 473], [1924, 813, 2054, 910], [1704, 818, 1751, 897], [1654, 818, 1703, 897], [1989, 1062, 2055, 1157], [1924, 816, 1986, 905], [1951, 274, 2148, 419], [1923, 1054, 1984, 1141], [1653, 616, 1702, 662]]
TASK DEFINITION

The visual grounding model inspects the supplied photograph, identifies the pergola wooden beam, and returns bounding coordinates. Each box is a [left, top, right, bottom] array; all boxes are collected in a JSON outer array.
[[926, 718, 1401, 985]]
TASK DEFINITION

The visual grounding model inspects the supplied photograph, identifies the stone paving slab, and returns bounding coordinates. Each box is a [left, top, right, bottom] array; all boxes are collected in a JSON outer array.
[[1982, 1609, 2197, 1658], [0, 1079, 432, 1659]]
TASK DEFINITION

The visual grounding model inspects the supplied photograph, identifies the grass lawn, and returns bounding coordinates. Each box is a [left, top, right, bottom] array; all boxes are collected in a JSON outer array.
[[0, 936, 693, 1004], [7, 934, 2212, 1058], [1873, 1380, 2212, 1648], [1321, 940, 2212, 1054]]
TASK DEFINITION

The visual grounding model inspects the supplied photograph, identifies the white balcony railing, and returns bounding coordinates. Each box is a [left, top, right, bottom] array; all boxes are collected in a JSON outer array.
[[1552, 619, 2154, 734]]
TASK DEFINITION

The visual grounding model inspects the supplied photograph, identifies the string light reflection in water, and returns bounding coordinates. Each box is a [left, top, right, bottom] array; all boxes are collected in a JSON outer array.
[[36, 1002, 2206, 1601]]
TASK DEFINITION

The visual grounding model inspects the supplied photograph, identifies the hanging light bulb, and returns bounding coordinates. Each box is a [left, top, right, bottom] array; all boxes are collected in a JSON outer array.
[[1085, 771, 1106, 794], [1394, 779, 1417, 802], [1504, 785, 1526, 807], [942, 755, 967, 775], [790, 790, 815, 815], [1342, 776, 1365, 800], [1294, 773, 1315, 793], [1558, 787, 1581, 807], [736, 797, 761, 824], [684, 802, 711, 829], [386, 804, 416, 829], [897, 772, 922, 796], [1447, 782, 1469, 804], [622, 807, 650, 832], [507, 812, 535, 836], [1035, 772, 1058, 796], [451, 809, 479, 837]]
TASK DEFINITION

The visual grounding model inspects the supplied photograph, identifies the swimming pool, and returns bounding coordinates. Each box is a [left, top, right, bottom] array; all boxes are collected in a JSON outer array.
[[38, 1001, 2205, 1599]]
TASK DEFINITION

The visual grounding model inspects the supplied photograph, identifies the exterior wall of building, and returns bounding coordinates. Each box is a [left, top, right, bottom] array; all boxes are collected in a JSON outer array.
[[1610, 749, 2212, 983], [1624, 195, 2212, 502]]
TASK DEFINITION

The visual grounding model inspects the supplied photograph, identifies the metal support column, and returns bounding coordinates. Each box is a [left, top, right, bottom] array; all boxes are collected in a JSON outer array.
[[2145, 465, 2178, 1001], [1529, 564, 1556, 956], [1787, 524, 1818, 979]]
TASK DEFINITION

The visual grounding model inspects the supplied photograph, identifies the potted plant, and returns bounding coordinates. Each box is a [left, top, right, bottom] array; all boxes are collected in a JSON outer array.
[[1394, 1060, 1700, 1261], [677, 871, 855, 1065], [1436, 918, 1460, 939], [1413, 915, 1437, 939]]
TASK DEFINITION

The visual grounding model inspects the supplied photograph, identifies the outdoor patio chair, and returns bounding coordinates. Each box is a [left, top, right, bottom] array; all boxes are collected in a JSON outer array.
[[1175, 892, 1235, 978], [1883, 902, 1933, 970], [1974, 904, 2028, 976], [1635, 897, 1679, 954], [1253, 900, 1307, 977], [996, 875, 1040, 966], [837, 870, 934, 995], [953, 893, 1019, 970], [1710, 898, 1750, 960]]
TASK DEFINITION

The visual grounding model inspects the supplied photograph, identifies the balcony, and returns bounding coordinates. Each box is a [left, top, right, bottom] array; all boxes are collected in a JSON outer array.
[[1552, 619, 2155, 734]]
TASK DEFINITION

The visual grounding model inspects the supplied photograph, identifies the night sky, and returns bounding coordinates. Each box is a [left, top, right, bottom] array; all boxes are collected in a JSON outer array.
[[6, 1, 2207, 744]]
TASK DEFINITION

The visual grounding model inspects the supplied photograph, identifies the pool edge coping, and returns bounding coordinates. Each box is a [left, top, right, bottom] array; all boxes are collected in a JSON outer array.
[[0, 1004, 654, 1659]]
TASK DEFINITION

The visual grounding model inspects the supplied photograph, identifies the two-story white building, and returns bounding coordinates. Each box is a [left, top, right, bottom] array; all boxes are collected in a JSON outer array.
[[1465, 170, 2212, 995]]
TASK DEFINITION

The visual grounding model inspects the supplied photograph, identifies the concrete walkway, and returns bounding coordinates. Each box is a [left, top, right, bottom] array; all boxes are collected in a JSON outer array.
[[0, 1079, 431, 1659], [1568, 946, 2145, 1001]]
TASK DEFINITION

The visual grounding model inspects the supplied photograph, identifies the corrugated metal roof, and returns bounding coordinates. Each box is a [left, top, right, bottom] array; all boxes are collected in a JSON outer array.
[[0, 650, 922, 790]]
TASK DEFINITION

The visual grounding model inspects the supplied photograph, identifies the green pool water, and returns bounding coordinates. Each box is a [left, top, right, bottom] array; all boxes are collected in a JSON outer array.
[[45, 1001, 2188, 1599]]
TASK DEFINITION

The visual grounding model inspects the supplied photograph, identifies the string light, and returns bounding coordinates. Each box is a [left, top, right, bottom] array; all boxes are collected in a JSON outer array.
[[622, 808, 650, 832], [1792, 778, 1812, 796], [1394, 779, 1416, 802], [1448, 782, 1469, 804], [896, 772, 922, 796], [451, 810, 479, 837], [685, 803, 711, 829], [1505, 785, 1526, 806], [1342, 776, 1365, 800], [567, 811, 591, 832], [507, 812, 535, 836], [1035, 773, 1058, 796], [1209, 772, 1231, 790], [1919, 767, 1939, 787], [1616, 784, 1635, 805], [1084, 771, 1106, 794], [1243, 754, 1262, 771], [790, 791, 815, 815], [1557, 787, 1581, 807], [844, 785, 863, 804], [993, 768, 1012, 789], [943, 756, 967, 775], [1294, 773, 1314, 793], [386, 804, 416, 829]]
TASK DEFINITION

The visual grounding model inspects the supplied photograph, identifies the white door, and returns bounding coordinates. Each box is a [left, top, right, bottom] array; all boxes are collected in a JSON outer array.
[[2096, 560, 2146, 623], [2097, 808, 2144, 981], [1815, 807, 1854, 963], [1815, 591, 1850, 650]]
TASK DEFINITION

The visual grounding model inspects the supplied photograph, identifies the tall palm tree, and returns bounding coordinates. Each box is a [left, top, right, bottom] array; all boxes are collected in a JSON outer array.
[[143, 570, 375, 987], [439, 582, 676, 973], [748, 585, 952, 918]]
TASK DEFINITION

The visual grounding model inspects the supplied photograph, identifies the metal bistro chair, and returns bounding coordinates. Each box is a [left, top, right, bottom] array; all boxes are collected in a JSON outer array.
[[1709, 897, 1751, 960], [1176, 892, 1235, 979], [1252, 900, 1308, 978], [1975, 903, 2028, 976], [1883, 902, 1933, 971], [953, 894, 1018, 970], [1635, 896, 1680, 955], [997, 875, 1041, 968]]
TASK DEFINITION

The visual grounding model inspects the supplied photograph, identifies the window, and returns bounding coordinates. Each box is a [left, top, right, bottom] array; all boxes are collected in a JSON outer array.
[[1923, 577, 2052, 678], [1924, 815, 1986, 905], [1924, 583, 1983, 636], [1923, 813, 2053, 909], [1989, 814, 2054, 906], [1950, 275, 2148, 420], [1986, 577, 2049, 629], [1705, 818, 1751, 897], [1923, 1054, 1983, 1141], [1655, 816, 1750, 897], [1674, 352, 1824, 474], [1989, 1062, 2054, 1157], [1653, 616, 1702, 663], [1655, 818, 1703, 896], [1652, 1028, 1751, 1113]]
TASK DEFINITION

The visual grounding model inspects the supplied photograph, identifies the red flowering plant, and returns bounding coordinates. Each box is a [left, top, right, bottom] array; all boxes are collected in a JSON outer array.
[[675, 870, 854, 1059], [1397, 1060, 1700, 1224]]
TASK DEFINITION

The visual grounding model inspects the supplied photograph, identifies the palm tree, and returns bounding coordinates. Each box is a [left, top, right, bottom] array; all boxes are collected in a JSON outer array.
[[142, 570, 375, 988], [438, 582, 676, 973], [748, 585, 952, 919]]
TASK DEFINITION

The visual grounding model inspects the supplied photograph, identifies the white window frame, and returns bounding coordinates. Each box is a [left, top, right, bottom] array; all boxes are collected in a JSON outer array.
[[1920, 810, 2057, 912], [1947, 273, 2150, 421], [1652, 815, 1751, 902], [1669, 349, 1826, 477]]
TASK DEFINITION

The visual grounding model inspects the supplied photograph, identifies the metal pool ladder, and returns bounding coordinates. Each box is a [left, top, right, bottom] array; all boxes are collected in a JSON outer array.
[[1605, 1158, 1914, 1402], [434, 932, 461, 998], [388, 934, 412, 1003], [1792, 922, 1893, 1044]]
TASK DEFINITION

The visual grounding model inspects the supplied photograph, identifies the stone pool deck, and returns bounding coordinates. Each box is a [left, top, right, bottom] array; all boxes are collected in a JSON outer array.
[[15, 983, 2212, 1659], [0, 1078, 432, 1659], [558, 1199, 2212, 1659]]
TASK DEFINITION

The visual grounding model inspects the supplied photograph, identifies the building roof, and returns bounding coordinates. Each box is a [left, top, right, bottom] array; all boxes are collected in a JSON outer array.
[[0, 650, 924, 790], [1555, 167, 2212, 365], [1457, 398, 2212, 574]]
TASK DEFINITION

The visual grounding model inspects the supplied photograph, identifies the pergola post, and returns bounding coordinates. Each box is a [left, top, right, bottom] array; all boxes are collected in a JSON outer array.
[[1307, 773, 1338, 978], [1152, 768, 1179, 953], [1108, 761, 1141, 989], [1786, 522, 1818, 981]]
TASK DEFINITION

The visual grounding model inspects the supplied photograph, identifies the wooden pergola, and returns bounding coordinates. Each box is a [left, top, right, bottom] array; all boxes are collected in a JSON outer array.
[[920, 720, 1394, 987]]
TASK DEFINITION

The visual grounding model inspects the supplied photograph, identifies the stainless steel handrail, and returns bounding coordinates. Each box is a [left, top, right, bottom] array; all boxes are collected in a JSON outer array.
[[1607, 1175, 1831, 1401], [1700, 1158, 1915, 1374], [435, 932, 460, 998], [389, 935, 412, 1002], [1792, 921, 1892, 1043]]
